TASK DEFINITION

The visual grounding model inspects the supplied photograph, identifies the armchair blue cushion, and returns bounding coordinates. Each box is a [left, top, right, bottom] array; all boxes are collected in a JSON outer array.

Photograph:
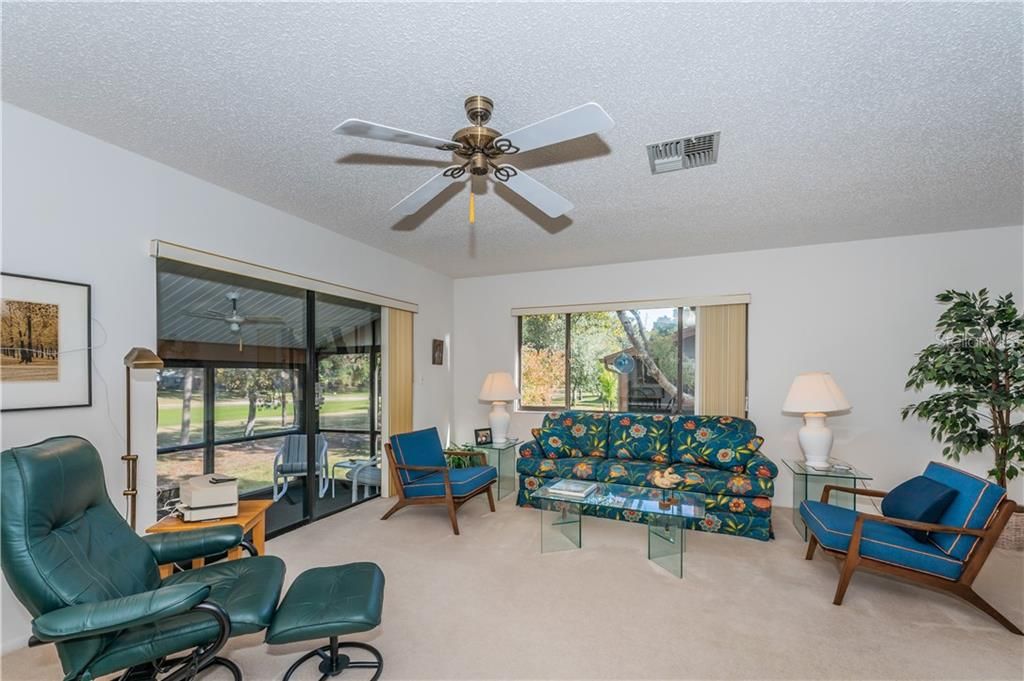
[[922, 462, 1007, 560], [403, 466, 498, 498], [389, 428, 447, 483], [880, 476, 958, 542], [800, 500, 964, 580]]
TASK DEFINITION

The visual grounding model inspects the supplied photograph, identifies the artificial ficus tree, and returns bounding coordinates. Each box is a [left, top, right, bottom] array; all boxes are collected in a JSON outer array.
[[902, 289, 1024, 488]]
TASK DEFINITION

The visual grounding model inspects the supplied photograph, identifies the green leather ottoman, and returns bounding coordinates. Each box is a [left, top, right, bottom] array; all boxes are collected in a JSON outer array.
[[266, 562, 385, 680]]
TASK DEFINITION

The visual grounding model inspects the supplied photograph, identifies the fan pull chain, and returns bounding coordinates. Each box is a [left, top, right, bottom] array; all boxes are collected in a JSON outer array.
[[469, 188, 475, 224]]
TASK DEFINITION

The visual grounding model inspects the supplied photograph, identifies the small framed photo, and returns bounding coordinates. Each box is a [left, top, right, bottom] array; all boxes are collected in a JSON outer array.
[[431, 339, 444, 366], [1, 273, 92, 411], [474, 428, 493, 446]]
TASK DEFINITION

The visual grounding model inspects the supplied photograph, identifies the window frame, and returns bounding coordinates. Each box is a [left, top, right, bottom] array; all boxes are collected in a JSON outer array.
[[516, 308, 693, 415]]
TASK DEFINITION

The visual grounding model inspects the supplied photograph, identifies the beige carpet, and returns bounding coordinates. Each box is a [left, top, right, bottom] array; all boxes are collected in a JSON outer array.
[[3, 496, 1022, 681]]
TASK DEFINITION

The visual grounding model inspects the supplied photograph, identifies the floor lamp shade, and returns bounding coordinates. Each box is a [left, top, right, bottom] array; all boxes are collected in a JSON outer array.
[[479, 372, 520, 443], [783, 372, 850, 467]]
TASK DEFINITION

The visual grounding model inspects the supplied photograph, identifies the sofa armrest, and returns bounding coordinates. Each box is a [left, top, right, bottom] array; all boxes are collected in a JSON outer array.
[[518, 440, 542, 459], [744, 453, 779, 479], [32, 583, 211, 643], [143, 525, 244, 566]]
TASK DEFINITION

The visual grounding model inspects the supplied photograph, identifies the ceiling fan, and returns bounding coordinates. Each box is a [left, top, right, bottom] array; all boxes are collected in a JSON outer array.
[[186, 292, 285, 350], [334, 96, 614, 220]]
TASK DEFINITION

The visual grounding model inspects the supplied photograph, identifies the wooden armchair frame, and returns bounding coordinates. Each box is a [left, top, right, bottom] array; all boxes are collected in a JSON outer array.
[[381, 444, 495, 535], [805, 484, 1021, 635]]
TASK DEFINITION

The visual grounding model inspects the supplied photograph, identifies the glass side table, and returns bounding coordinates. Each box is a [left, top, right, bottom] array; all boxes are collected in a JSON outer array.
[[474, 440, 518, 501], [783, 459, 873, 541]]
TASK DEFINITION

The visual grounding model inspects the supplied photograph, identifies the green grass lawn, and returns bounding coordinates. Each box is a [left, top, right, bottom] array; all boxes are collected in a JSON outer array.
[[157, 392, 371, 447]]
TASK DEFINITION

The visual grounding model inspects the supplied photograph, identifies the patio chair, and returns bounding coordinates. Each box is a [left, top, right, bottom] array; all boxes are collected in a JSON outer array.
[[273, 434, 329, 502], [801, 461, 1021, 634], [382, 427, 496, 535], [332, 453, 383, 503]]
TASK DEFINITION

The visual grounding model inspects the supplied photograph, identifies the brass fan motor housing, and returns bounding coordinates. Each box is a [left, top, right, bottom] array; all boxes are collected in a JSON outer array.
[[450, 97, 513, 176], [452, 125, 502, 152], [464, 95, 494, 125]]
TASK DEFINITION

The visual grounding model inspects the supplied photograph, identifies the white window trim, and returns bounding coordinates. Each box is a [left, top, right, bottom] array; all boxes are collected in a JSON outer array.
[[511, 294, 750, 316]]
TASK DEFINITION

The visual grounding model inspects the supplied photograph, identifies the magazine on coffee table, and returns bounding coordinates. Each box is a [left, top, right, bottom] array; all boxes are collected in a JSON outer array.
[[544, 479, 598, 499]]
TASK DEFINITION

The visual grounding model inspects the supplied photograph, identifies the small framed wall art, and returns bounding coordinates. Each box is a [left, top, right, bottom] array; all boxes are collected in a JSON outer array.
[[432, 338, 445, 366], [1, 273, 92, 411]]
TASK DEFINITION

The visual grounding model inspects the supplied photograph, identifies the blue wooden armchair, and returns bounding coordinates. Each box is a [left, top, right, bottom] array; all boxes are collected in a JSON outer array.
[[801, 461, 1021, 634], [382, 428, 496, 535]]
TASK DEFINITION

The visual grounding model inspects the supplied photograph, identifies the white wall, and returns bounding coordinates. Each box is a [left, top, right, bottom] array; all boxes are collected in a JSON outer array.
[[0, 104, 454, 652], [453, 225, 1024, 510]]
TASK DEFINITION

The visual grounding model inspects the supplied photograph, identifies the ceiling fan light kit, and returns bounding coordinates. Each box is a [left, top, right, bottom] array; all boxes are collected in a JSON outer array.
[[334, 96, 614, 220]]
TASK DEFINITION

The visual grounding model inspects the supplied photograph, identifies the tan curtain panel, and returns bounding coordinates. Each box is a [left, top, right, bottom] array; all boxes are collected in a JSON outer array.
[[697, 304, 748, 417], [386, 308, 414, 496]]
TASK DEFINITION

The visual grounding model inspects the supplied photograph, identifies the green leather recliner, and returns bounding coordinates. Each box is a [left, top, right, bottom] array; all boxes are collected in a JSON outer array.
[[1, 436, 286, 681]]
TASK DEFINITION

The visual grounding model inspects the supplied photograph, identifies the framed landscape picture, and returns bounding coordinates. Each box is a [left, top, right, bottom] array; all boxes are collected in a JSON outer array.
[[1, 273, 91, 411]]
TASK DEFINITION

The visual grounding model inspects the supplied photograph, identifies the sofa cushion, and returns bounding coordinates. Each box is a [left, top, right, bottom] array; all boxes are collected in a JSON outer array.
[[800, 500, 964, 580], [517, 456, 601, 481], [607, 413, 672, 463], [881, 475, 958, 542], [542, 411, 610, 457], [921, 462, 1006, 560], [536, 426, 573, 458], [590, 459, 774, 498], [670, 416, 763, 470]]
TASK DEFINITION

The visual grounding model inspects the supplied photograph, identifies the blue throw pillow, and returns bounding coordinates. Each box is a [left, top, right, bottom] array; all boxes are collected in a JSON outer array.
[[881, 476, 958, 543]]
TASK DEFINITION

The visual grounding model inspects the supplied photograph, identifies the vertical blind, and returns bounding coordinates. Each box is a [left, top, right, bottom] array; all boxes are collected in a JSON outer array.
[[697, 304, 748, 417], [385, 308, 414, 497]]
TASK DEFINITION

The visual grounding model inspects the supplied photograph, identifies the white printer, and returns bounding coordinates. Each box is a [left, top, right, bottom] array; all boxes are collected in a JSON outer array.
[[176, 474, 239, 522]]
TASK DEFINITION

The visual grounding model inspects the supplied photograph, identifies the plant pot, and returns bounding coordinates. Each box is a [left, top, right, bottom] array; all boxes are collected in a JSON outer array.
[[996, 509, 1024, 551]]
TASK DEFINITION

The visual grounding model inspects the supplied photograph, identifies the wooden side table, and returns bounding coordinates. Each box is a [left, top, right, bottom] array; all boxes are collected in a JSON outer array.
[[145, 499, 273, 578]]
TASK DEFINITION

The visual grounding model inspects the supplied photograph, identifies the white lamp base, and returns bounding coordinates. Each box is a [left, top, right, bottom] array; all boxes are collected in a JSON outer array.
[[489, 401, 511, 443], [798, 412, 833, 467]]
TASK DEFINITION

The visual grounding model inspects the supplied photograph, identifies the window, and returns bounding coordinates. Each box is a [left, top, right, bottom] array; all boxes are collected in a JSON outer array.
[[518, 314, 566, 408], [155, 258, 384, 532], [518, 306, 696, 414]]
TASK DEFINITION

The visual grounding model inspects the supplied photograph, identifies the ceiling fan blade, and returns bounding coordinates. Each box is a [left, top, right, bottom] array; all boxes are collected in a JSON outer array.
[[390, 166, 467, 215], [495, 103, 614, 154], [244, 317, 286, 325], [334, 119, 464, 152], [493, 165, 574, 218], [185, 311, 227, 320]]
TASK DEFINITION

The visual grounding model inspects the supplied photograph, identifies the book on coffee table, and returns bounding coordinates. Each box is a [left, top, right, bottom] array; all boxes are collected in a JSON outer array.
[[544, 479, 598, 499]]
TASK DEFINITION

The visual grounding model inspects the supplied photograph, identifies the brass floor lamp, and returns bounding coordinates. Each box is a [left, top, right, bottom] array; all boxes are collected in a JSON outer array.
[[123, 347, 163, 530]]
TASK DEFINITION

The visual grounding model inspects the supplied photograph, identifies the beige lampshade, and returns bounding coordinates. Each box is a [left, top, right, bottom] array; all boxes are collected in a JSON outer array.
[[783, 372, 850, 414], [479, 371, 520, 402]]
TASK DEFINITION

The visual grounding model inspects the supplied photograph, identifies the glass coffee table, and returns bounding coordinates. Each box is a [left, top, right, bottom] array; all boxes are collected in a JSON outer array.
[[533, 480, 706, 578]]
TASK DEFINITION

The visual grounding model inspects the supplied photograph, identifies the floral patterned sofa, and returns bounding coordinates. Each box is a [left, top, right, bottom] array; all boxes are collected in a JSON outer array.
[[516, 411, 779, 541]]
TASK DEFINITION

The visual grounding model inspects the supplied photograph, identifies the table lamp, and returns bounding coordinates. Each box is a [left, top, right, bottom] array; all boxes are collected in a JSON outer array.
[[123, 347, 163, 529], [782, 372, 850, 468], [478, 372, 520, 443]]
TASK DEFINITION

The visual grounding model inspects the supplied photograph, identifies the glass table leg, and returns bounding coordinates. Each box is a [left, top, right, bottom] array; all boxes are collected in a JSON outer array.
[[540, 501, 582, 553], [793, 471, 807, 540], [498, 447, 514, 500], [648, 517, 685, 578]]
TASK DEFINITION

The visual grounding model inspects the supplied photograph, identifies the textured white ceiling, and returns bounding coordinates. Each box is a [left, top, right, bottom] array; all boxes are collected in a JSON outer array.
[[3, 2, 1022, 277]]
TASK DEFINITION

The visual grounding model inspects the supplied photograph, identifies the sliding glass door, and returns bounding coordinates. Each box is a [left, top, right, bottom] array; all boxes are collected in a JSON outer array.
[[155, 260, 381, 536], [312, 292, 382, 517]]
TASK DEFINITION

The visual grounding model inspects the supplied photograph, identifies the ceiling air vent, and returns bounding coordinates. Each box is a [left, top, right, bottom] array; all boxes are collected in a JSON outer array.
[[646, 131, 720, 175]]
